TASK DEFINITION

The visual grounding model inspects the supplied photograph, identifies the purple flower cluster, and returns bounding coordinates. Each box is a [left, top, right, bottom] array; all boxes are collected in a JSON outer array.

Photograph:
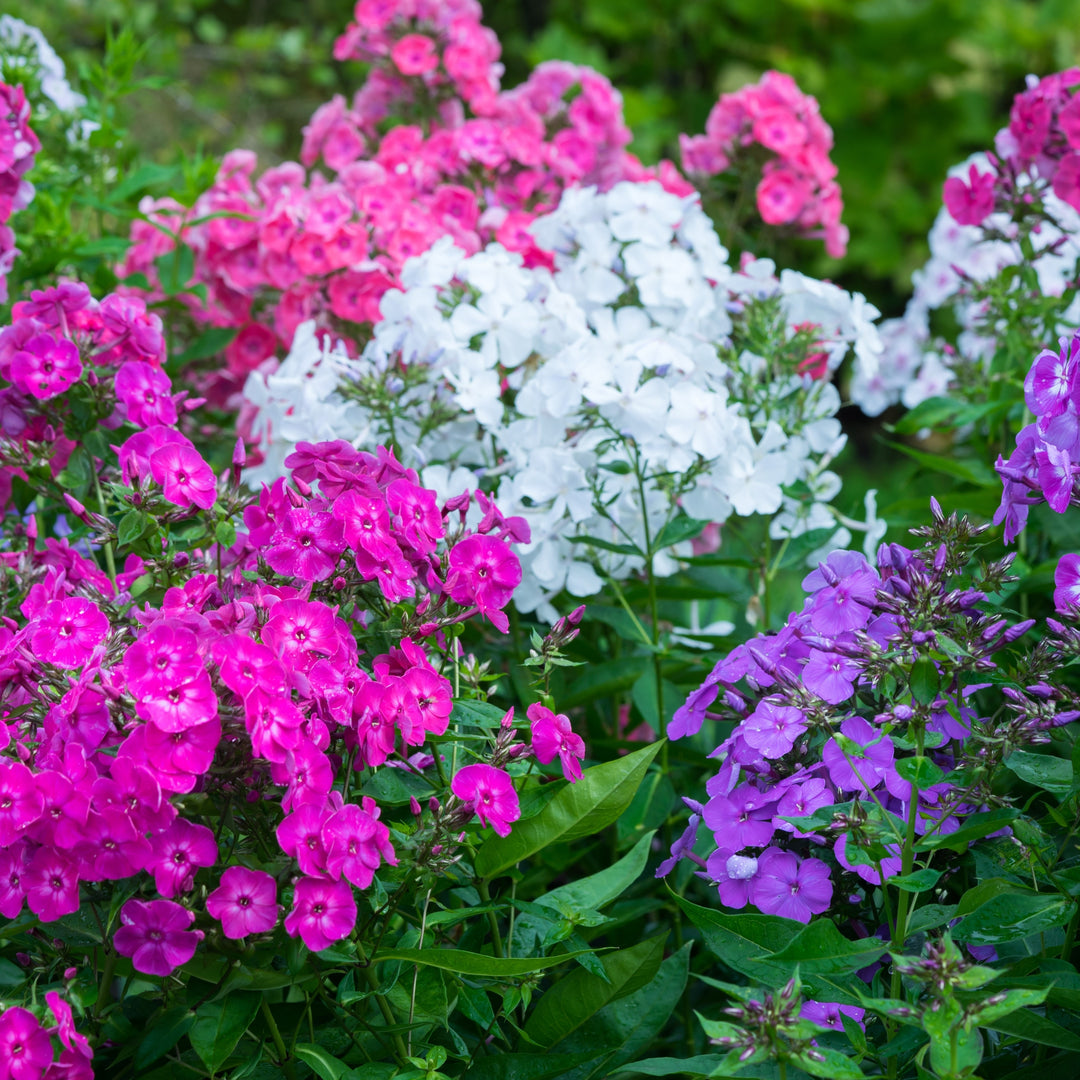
[[0, 82, 39, 304]]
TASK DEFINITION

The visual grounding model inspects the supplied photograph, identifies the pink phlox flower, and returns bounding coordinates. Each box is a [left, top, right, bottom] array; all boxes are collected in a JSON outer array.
[[265, 507, 346, 581], [284, 876, 357, 951], [20, 282, 92, 328], [115, 360, 177, 427], [206, 866, 279, 938], [279, 742, 334, 813], [10, 332, 82, 399], [0, 1007, 53, 1080], [352, 684, 398, 768], [262, 598, 342, 672], [451, 763, 520, 837], [756, 164, 810, 225], [99, 754, 172, 833], [353, 542, 417, 602], [309, 660, 368, 725], [150, 441, 218, 510], [0, 758, 44, 846], [527, 702, 585, 781], [445, 533, 522, 632], [99, 293, 165, 361], [113, 898, 204, 976], [45, 990, 93, 1060], [392, 33, 439, 76], [277, 802, 331, 876], [150, 818, 218, 897], [30, 597, 109, 669], [116, 425, 194, 487], [749, 848, 833, 922], [942, 163, 996, 226], [245, 692, 306, 764], [0, 841, 29, 918], [740, 700, 807, 759], [30, 770, 90, 847], [216, 633, 288, 699], [244, 477, 291, 547], [323, 797, 397, 888], [141, 717, 222, 790], [75, 806, 153, 881], [387, 478, 444, 554], [24, 848, 80, 922]]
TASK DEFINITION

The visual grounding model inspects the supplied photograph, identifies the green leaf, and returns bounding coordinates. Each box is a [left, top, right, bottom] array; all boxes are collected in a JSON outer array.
[[895, 755, 944, 790], [614, 1056, 727, 1076], [908, 659, 940, 707], [109, 162, 181, 203], [155, 245, 195, 295], [968, 987, 1049, 1026], [568, 534, 642, 556], [295, 1044, 351, 1080], [475, 741, 664, 879], [653, 516, 710, 551], [134, 1006, 195, 1070], [524, 934, 667, 1048], [538, 829, 655, 914], [790, 1046, 865, 1079], [463, 1052, 598, 1080], [370, 948, 583, 977], [985, 1008, 1080, 1051], [890, 868, 943, 893], [914, 808, 1020, 853], [885, 440, 998, 486], [188, 993, 261, 1073], [891, 395, 966, 434], [171, 326, 239, 366], [216, 520, 237, 549], [953, 892, 1075, 945], [760, 921, 888, 976], [117, 510, 147, 547], [1006, 750, 1075, 798]]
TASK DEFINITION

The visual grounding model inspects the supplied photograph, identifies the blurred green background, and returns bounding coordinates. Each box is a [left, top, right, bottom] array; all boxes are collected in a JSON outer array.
[[8, 0, 1080, 315]]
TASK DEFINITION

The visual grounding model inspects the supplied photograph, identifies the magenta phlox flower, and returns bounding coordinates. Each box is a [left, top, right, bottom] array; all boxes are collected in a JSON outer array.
[[24, 848, 80, 922], [0, 842, 29, 917], [398, 666, 453, 742], [114, 898, 204, 975], [0, 1006, 53, 1080], [10, 332, 82, 399], [803, 550, 879, 634], [150, 819, 218, 897], [21, 282, 92, 328], [92, 755, 171, 834], [0, 758, 44, 846], [262, 598, 342, 671], [822, 716, 895, 792], [216, 633, 287, 699], [451, 763, 521, 837], [707, 847, 764, 909], [244, 477, 290, 546], [387, 478, 445, 554], [138, 669, 218, 733], [1036, 443, 1075, 513], [46, 990, 92, 1060], [352, 685, 398, 768], [115, 360, 177, 427], [99, 293, 165, 360], [280, 742, 334, 812], [206, 867, 279, 939], [323, 797, 397, 888], [125, 620, 203, 693], [1054, 553, 1080, 614], [741, 700, 807, 759], [703, 785, 777, 850], [528, 702, 586, 781], [833, 832, 902, 885], [277, 802, 331, 876], [803, 649, 860, 705], [30, 597, 108, 668], [775, 777, 835, 838], [76, 806, 153, 881], [354, 542, 417, 602], [130, 719, 220, 795], [942, 163, 996, 226], [150, 440, 218, 510], [246, 692, 306, 763], [332, 489, 394, 557], [309, 660, 367, 725], [445, 534, 522, 632], [750, 849, 833, 922], [800, 1000, 866, 1032], [265, 507, 346, 581], [284, 876, 357, 951]]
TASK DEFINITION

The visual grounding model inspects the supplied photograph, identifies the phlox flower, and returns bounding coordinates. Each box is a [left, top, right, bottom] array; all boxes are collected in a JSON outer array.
[[149, 441, 218, 510], [0, 1007, 53, 1080], [800, 1000, 866, 1032], [262, 598, 342, 671], [527, 703, 586, 781], [0, 759, 44, 846], [284, 876, 357, 951], [1054, 552, 1080, 614], [803, 649, 860, 705], [277, 803, 330, 876], [46, 990, 93, 1059], [115, 360, 177, 427], [740, 701, 807, 759], [706, 848, 763, 909], [10, 332, 82, 399], [75, 807, 153, 881], [802, 550, 879, 634], [150, 818, 218, 897], [942, 163, 996, 226], [323, 798, 397, 888], [749, 849, 833, 922], [265, 507, 347, 581], [822, 716, 895, 793], [206, 867, 279, 938], [30, 597, 108, 668], [703, 786, 777, 850], [451, 763, 521, 837], [445, 534, 521, 633], [24, 848, 80, 922], [0, 843, 28, 918], [113, 898, 204, 976], [391, 33, 438, 76]]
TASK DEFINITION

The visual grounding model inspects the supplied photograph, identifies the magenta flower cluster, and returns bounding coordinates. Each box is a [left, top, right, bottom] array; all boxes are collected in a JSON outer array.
[[0, 82, 40, 305], [679, 70, 848, 257], [0, 993, 92, 1079]]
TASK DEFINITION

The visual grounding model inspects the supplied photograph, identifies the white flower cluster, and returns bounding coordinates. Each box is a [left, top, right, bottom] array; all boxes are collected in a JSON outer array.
[[851, 154, 1080, 417], [0, 16, 86, 114], [244, 181, 885, 620]]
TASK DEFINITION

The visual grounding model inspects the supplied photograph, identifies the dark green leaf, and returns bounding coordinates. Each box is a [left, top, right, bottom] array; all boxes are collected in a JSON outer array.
[[986, 1009, 1080, 1051], [790, 1046, 865, 1079], [761, 921, 888, 975], [295, 1044, 351, 1080], [475, 741, 664, 879], [953, 892, 1075, 945], [891, 868, 943, 893], [614, 1055, 727, 1076], [117, 510, 147, 547], [189, 993, 261, 1072], [371, 948, 583, 977], [216, 520, 237, 549], [134, 1007, 195, 1070], [915, 808, 1020, 853], [653, 516, 710, 551], [171, 326, 239, 365], [1006, 750, 1075, 798], [538, 829, 655, 914], [908, 659, 940, 707], [568, 534, 642, 556]]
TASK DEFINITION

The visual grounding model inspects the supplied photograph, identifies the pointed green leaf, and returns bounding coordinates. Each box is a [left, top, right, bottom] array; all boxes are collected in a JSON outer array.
[[134, 1006, 195, 1070], [908, 660, 940, 707], [475, 741, 664, 878], [1006, 750, 1075, 798], [791, 1046, 865, 1079], [295, 1044, 351, 1080], [953, 892, 1075, 945], [371, 947, 584, 977], [760, 920, 888, 975], [538, 829, 655, 915], [189, 993, 261, 1072]]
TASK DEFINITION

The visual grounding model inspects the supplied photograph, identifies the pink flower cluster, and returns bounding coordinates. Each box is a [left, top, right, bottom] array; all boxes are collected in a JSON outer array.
[[119, 2, 687, 404], [680, 71, 848, 257], [0, 82, 40, 305], [0, 993, 93, 1080]]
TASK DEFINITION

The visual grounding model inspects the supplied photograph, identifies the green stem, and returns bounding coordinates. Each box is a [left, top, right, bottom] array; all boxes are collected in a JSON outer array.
[[357, 944, 409, 1065], [91, 468, 118, 592], [260, 998, 297, 1080], [478, 879, 505, 959], [94, 949, 119, 1017]]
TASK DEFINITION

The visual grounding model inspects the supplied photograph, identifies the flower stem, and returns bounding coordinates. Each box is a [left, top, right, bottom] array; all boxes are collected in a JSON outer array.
[[260, 998, 297, 1080]]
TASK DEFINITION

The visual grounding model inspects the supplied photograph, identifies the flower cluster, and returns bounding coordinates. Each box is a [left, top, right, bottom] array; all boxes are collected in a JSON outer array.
[[0, 992, 93, 1079], [660, 503, 1071, 935], [0, 80, 39, 305], [0, 16, 88, 115], [680, 70, 847, 257], [242, 181, 883, 619]]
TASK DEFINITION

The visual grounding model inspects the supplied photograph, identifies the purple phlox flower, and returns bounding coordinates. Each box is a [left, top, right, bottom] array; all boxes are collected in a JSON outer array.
[[705, 760, 741, 800], [265, 507, 347, 581], [742, 700, 808, 758], [750, 848, 833, 923], [803, 551, 879, 634], [1039, 401, 1080, 459], [206, 866, 280, 939], [1054, 553, 1080, 614], [670, 678, 720, 739], [822, 716, 895, 793], [0, 1007, 53, 1079], [706, 846, 764, 909], [703, 784, 778, 849], [775, 777, 835, 838], [833, 832, 902, 885], [113, 898, 204, 975], [656, 812, 702, 878], [150, 818, 218, 897], [803, 649, 860, 705], [800, 1000, 866, 1032], [1036, 442, 1075, 513], [1025, 337, 1080, 419], [284, 875, 357, 951]]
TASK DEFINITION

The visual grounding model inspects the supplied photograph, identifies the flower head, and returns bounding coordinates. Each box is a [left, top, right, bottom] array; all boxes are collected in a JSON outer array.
[[206, 867, 280, 938], [113, 898, 205, 975], [451, 763, 520, 837]]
